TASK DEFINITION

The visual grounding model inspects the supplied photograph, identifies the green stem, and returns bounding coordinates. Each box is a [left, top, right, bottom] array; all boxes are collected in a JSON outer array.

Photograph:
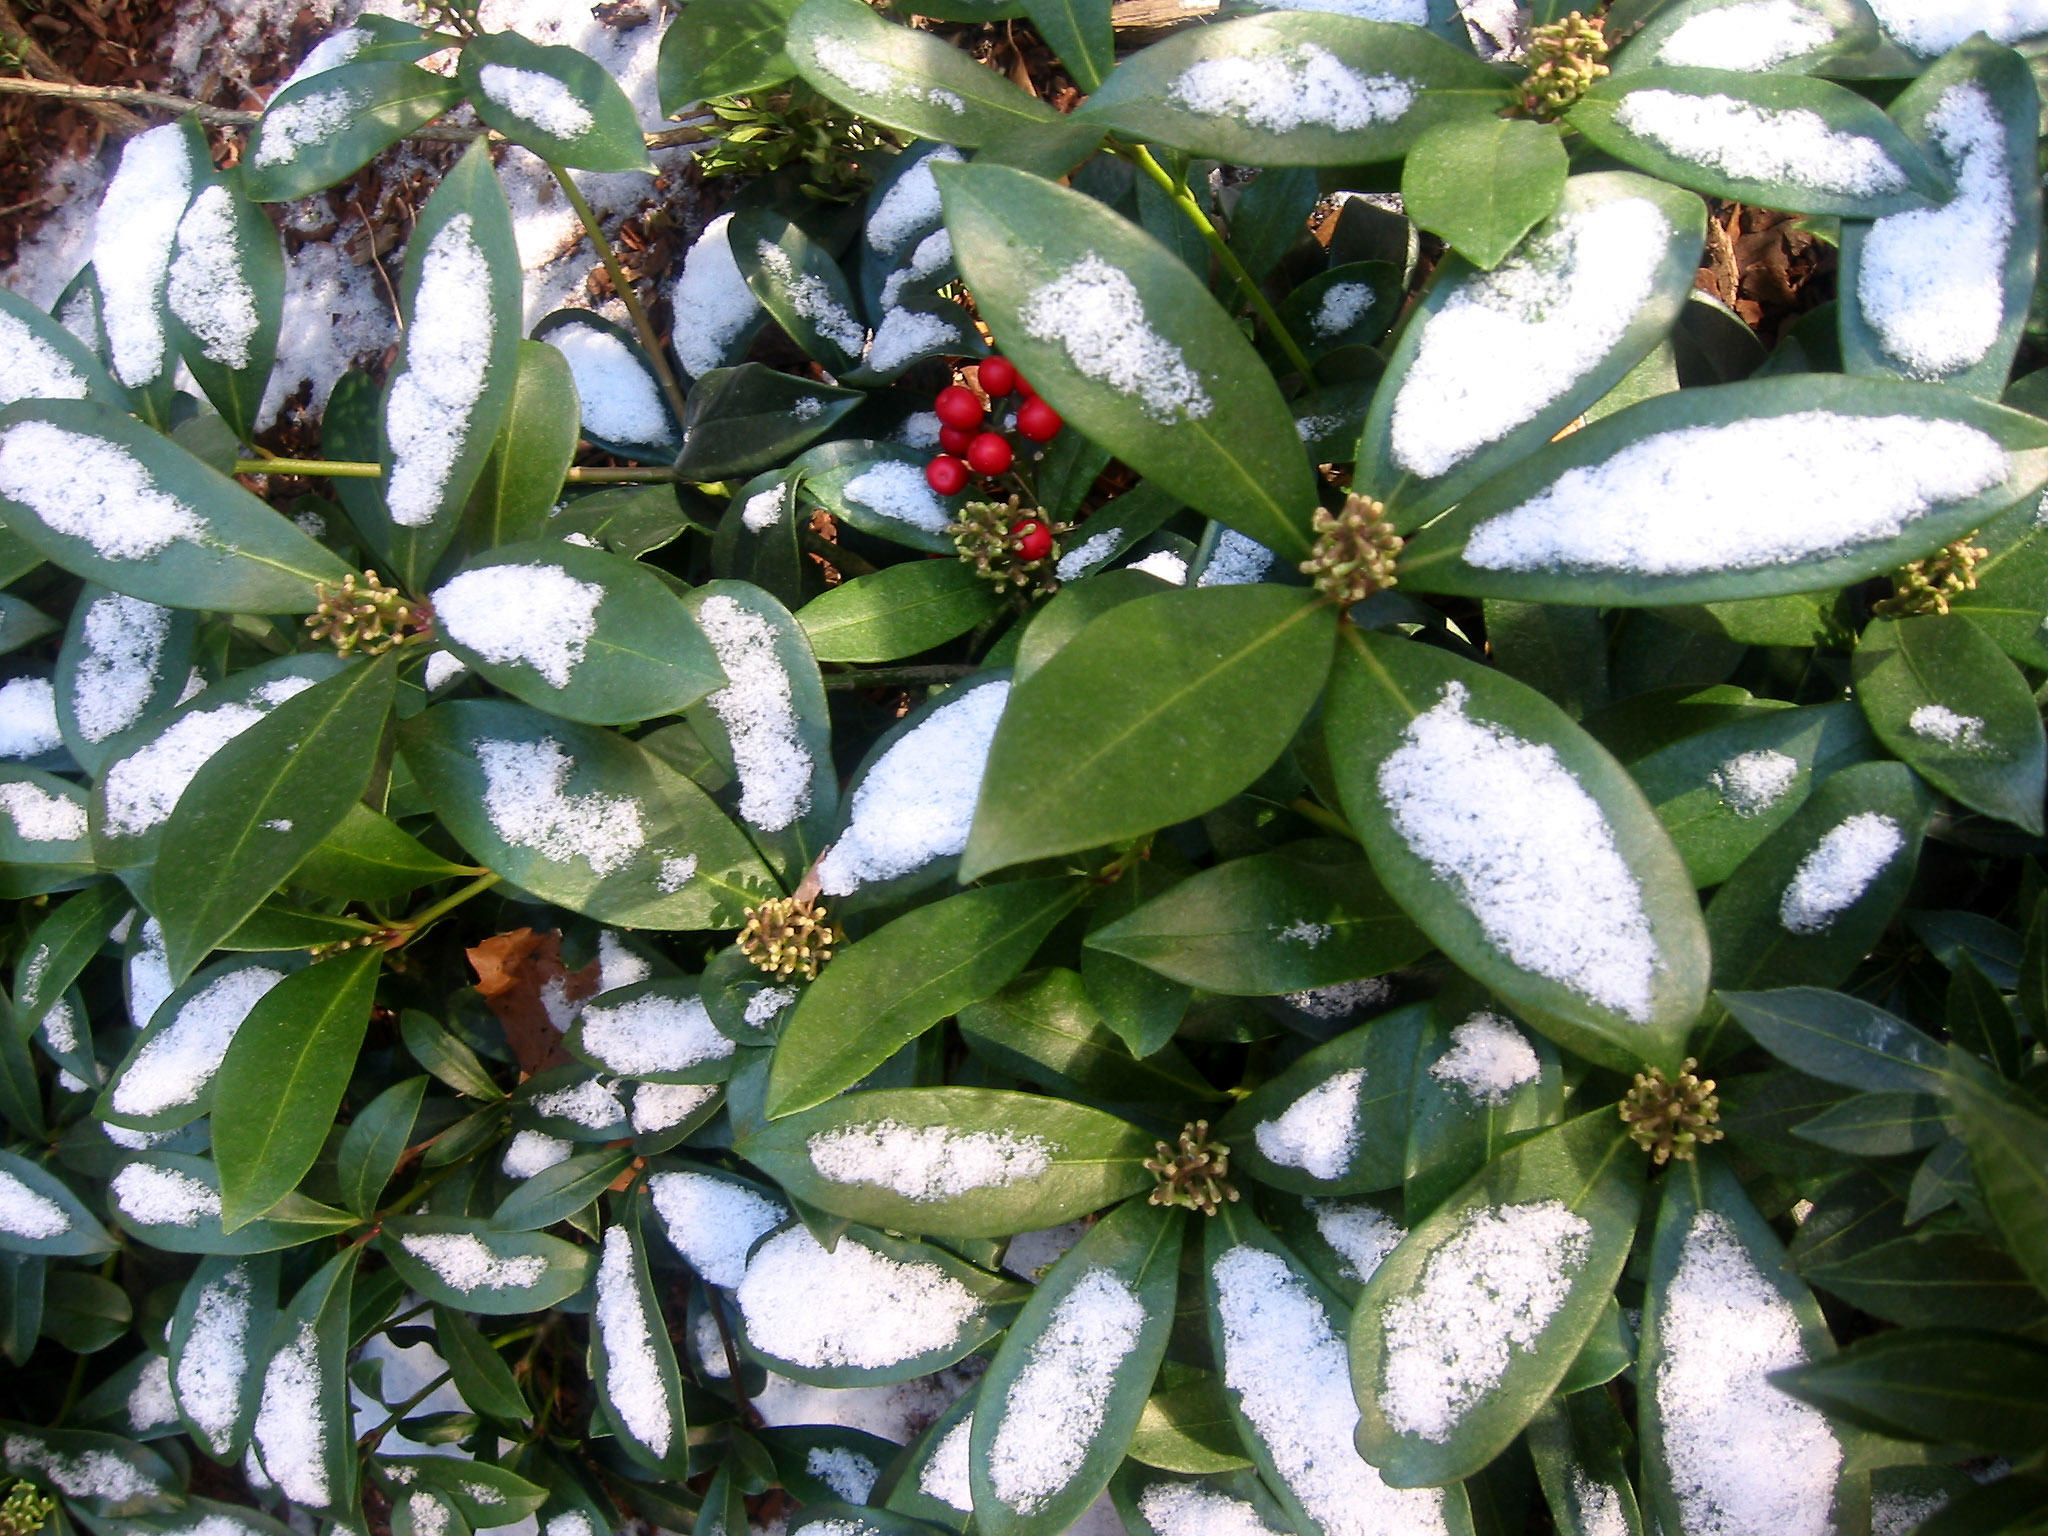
[[1123, 143, 1318, 382], [399, 871, 503, 937], [237, 457, 383, 479], [544, 159, 694, 430], [1289, 795, 1357, 842], [820, 663, 977, 692], [356, 1369, 456, 1451], [563, 465, 678, 484]]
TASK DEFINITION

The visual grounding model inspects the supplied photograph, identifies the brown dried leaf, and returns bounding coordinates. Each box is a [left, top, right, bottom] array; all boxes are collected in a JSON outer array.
[[466, 927, 598, 1077]]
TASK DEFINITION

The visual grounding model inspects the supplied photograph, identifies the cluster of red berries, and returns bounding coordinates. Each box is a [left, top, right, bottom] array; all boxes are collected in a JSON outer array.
[[924, 355, 1064, 499]]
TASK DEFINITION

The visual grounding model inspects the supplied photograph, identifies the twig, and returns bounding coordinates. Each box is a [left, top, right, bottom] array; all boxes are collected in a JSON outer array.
[[0, 0, 144, 133], [0, 76, 713, 146], [819, 664, 977, 691]]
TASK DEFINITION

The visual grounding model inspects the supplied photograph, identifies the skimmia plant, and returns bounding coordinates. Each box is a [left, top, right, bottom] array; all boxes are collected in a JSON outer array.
[[1, 0, 2047, 1533]]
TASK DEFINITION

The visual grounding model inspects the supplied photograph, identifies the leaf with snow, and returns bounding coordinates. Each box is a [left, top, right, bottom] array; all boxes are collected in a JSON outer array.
[[164, 166, 284, 442], [380, 1218, 593, 1314], [1324, 633, 1708, 1074], [243, 61, 466, 204], [459, 31, 653, 173], [0, 1148, 114, 1257], [731, 208, 869, 372]]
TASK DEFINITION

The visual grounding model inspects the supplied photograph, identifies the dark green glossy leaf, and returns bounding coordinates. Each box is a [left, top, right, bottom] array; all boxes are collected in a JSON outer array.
[[962, 587, 1336, 880], [1569, 66, 1948, 215], [1950, 500, 2047, 669], [765, 878, 1086, 1117], [12, 883, 126, 1040], [400, 698, 775, 928], [292, 802, 472, 902], [167, 1254, 276, 1457], [1945, 1049, 2048, 1303], [798, 560, 1004, 663], [673, 364, 862, 480], [1771, 1328, 2048, 1453], [1351, 1111, 1645, 1487], [379, 1215, 593, 1314], [0, 399, 353, 609], [157, 653, 397, 979], [400, 1008, 502, 1100], [1525, 1389, 1644, 1536], [431, 1306, 529, 1422], [1087, 840, 1430, 996], [337, 1075, 426, 1218], [1718, 987, 1946, 1093], [1022, 0, 1110, 91], [0, 1427, 176, 1514], [490, 1149, 632, 1231], [787, 0, 1057, 145], [1399, 374, 2048, 605], [956, 966, 1214, 1103], [1216, 1004, 1427, 1195], [657, 0, 802, 108], [108, 1152, 356, 1254], [1112, 1467, 1293, 1536], [165, 164, 283, 441], [1705, 761, 1934, 994], [1949, 952, 2022, 1078], [800, 442, 964, 554], [101, 954, 306, 1132], [430, 541, 724, 725], [1792, 1090, 1946, 1156], [1854, 613, 2047, 835], [969, 1198, 1181, 1533], [1125, 1371, 1251, 1476], [1403, 117, 1568, 270], [1324, 631, 1708, 1075], [53, 585, 198, 776], [211, 948, 381, 1230], [243, 62, 464, 202], [939, 161, 1315, 559], [1076, 14, 1508, 166], [459, 31, 652, 172], [1802, 1223, 2048, 1332], [459, 339, 583, 553], [0, 286, 125, 411], [247, 1247, 358, 1515], [1838, 40, 2039, 397], [1404, 994, 1564, 1220], [731, 207, 868, 373], [739, 1087, 1154, 1237], [372, 141, 523, 587]]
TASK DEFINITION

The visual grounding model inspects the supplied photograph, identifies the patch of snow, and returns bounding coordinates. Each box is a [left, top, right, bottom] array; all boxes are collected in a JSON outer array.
[[0, 420, 206, 562], [549, 326, 672, 445], [1651, 0, 1835, 70], [648, 1170, 785, 1287], [0, 679, 61, 759], [1779, 812, 1904, 933], [696, 594, 812, 832], [479, 64, 595, 139], [476, 736, 646, 876], [1429, 1013, 1541, 1105], [1022, 253, 1212, 424], [433, 564, 603, 689], [93, 124, 193, 387], [168, 186, 260, 369], [1198, 528, 1276, 586], [737, 1226, 984, 1371], [595, 1225, 673, 1455], [1168, 45, 1416, 133], [1255, 1069, 1366, 1180], [670, 214, 760, 377], [1907, 703, 1987, 751], [1614, 89, 1907, 196], [1307, 1198, 1405, 1284], [1712, 749, 1800, 817], [111, 966, 287, 1121], [385, 213, 497, 529], [807, 1122, 1053, 1201]]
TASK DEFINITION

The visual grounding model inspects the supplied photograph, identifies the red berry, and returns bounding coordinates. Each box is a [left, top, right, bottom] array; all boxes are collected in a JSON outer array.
[[938, 423, 976, 456], [925, 455, 968, 496], [966, 432, 1014, 476], [977, 356, 1018, 397], [1015, 373, 1038, 398], [1017, 397, 1062, 443], [1012, 518, 1053, 562], [934, 385, 984, 430]]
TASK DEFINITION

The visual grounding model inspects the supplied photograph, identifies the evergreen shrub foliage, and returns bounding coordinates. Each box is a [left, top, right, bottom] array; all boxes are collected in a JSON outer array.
[[1, 0, 2047, 1533]]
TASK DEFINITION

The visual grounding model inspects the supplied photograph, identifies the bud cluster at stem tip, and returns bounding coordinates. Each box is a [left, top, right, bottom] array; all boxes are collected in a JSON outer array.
[[1620, 1057, 1724, 1165], [739, 895, 842, 981], [1301, 492, 1403, 607]]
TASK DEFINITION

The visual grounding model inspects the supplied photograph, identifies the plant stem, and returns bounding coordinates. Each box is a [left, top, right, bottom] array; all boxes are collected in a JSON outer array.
[[1289, 795, 1357, 841], [820, 663, 977, 691], [356, 1369, 455, 1450], [1123, 143, 1318, 382], [544, 159, 694, 429], [399, 872, 503, 938], [237, 457, 384, 479], [563, 465, 678, 484]]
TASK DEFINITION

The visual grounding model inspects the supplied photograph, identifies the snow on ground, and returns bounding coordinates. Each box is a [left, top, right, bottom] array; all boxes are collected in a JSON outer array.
[[3, 0, 699, 424]]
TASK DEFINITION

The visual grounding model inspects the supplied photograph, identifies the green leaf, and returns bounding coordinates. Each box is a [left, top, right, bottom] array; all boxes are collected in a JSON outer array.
[[799, 560, 1005, 663], [956, 967, 1214, 1103], [1398, 374, 2048, 605], [430, 1306, 528, 1422], [0, 1428, 176, 1515], [1949, 501, 2048, 670], [211, 948, 382, 1231], [400, 1008, 503, 1099], [1075, 13, 1508, 166], [1718, 987, 1946, 1094], [292, 802, 472, 903], [765, 877, 1086, 1117], [731, 207, 868, 373], [566, 979, 735, 1083], [1854, 613, 2047, 835], [1771, 1328, 2048, 1453], [108, 1154, 356, 1255], [1838, 39, 2039, 397], [248, 1247, 359, 1515], [165, 166, 283, 442], [1524, 1390, 1644, 1536], [787, 0, 1056, 145], [1949, 952, 2022, 1078], [0, 1150, 115, 1258], [657, 0, 802, 108], [1079, 854, 1192, 1060], [0, 768, 91, 887], [961, 587, 1336, 880], [379, 1216, 594, 1314], [1801, 1222, 2048, 1332], [1125, 1372, 1252, 1475], [1323, 631, 1708, 1075], [1200, 1205, 1476, 1536], [938, 161, 1316, 559], [489, 1149, 632, 1231], [157, 653, 397, 979], [459, 31, 652, 172], [54, 585, 199, 775], [457, 339, 583, 554], [430, 541, 725, 725], [0, 286, 126, 412], [531, 313, 676, 467], [968, 1198, 1181, 1533], [1614, 0, 1879, 75], [1215, 1004, 1427, 1194], [0, 399, 353, 610], [1112, 1468, 1294, 1535], [1792, 1090, 1946, 1156], [1086, 840, 1430, 996], [100, 954, 307, 1131], [1022, 0, 1110, 91], [1403, 118, 1568, 270], [400, 698, 775, 929], [372, 141, 523, 587], [13, 883, 127, 1039], [1638, 1159, 1860, 1536], [1626, 701, 1877, 886], [673, 364, 863, 481], [1351, 1111, 1645, 1486], [1569, 66, 1948, 216], [1944, 1049, 2048, 1303], [337, 1075, 426, 1218], [1704, 760, 1934, 995], [243, 61, 466, 202], [1404, 993, 1564, 1219], [590, 1216, 689, 1471], [1359, 171, 1706, 522], [738, 1087, 1154, 1237]]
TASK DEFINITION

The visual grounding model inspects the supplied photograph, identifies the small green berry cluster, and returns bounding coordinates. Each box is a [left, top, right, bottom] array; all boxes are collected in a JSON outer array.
[[1146, 1120, 1241, 1216], [1872, 532, 1989, 617], [306, 569, 432, 656], [1620, 1058, 1725, 1165], [739, 895, 842, 980], [1520, 11, 1610, 120], [1301, 492, 1404, 607], [950, 493, 1070, 597]]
